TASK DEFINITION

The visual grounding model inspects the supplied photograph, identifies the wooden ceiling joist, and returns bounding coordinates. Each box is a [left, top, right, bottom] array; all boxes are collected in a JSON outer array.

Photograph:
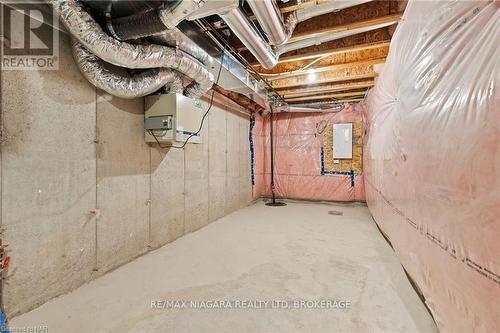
[[286, 91, 367, 103], [288, 97, 365, 105], [272, 72, 376, 89], [253, 41, 391, 67], [265, 58, 385, 82], [281, 81, 375, 98], [289, 14, 401, 42]]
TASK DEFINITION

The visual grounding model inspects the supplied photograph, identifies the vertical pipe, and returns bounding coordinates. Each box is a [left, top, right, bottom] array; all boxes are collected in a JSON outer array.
[[270, 109, 276, 204], [266, 107, 286, 206]]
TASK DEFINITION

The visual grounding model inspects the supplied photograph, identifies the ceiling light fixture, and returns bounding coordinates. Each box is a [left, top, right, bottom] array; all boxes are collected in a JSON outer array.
[[307, 68, 317, 82]]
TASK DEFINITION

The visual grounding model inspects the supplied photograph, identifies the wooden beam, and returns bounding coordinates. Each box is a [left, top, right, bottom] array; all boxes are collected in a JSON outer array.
[[270, 58, 381, 89], [289, 14, 401, 42], [266, 58, 385, 82], [260, 42, 390, 67], [253, 41, 390, 66], [288, 97, 365, 105], [286, 91, 367, 102], [272, 72, 376, 89], [281, 81, 375, 98]]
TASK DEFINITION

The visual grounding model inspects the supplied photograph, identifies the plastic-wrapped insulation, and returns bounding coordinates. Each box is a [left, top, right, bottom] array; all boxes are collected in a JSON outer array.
[[148, 28, 213, 66], [363, 1, 500, 331], [49, 0, 214, 98], [72, 40, 183, 99]]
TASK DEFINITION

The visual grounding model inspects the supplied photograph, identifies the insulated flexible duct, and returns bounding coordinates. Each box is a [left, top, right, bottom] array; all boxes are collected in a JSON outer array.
[[110, 0, 166, 18], [109, 8, 168, 40], [110, 0, 204, 40], [148, 28, 213, 67], [50, 0, 214, 98], [72, 40, 183, 99]]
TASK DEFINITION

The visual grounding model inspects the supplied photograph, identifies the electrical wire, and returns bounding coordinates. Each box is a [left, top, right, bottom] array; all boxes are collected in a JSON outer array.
[[149, 48, 226, 150]]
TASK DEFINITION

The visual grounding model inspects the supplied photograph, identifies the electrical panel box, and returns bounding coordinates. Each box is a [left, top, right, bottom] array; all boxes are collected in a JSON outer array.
[[144, 93, 204, 144], [332, 123, 353, 159]]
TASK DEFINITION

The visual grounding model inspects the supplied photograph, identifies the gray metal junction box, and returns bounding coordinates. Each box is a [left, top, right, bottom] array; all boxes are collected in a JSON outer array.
[[144, 93, 204, 144]]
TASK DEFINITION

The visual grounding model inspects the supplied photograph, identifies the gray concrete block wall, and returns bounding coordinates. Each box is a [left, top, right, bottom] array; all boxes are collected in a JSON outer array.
[[150, 148, 185, 248], [0, 34, 253, 316], [184, 128, 210, 233], [95, 94, 151, 273], [225, 111, 242, 214], [208, 106, 227, 222], [239, 116, 253, 207], [0, 34, 97, 315]]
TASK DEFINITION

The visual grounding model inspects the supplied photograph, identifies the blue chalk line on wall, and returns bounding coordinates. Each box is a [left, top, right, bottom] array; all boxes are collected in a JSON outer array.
[[320, 147, 355, 187], [249, 116, 255, 186]]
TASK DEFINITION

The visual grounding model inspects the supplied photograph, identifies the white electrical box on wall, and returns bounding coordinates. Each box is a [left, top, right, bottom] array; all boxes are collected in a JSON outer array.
[[144, 93, 204, 144], [333, 123, 353, 159]]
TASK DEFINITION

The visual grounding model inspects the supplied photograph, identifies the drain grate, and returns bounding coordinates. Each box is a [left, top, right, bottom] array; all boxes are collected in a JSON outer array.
[[328, 210, 343, 216]]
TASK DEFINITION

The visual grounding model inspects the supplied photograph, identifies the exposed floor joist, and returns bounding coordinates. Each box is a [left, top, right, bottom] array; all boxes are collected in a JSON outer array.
[[289, 97, 366, 105], [269, 57, 382, 89], [286, 91, 367, 103], [252, 41, 391, 67], [272, 72, 377, 89], [289, 14, 401, 42], [218, 0, 400, 106], [263, 58, 385, 82], [279, 81, 375, 98], [237, 14, 398, 52]]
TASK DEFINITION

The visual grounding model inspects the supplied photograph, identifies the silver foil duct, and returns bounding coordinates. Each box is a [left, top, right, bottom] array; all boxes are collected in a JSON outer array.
[[148, 28, 213, 67], [50, 0, 214, 98], [246, 0, 287, 45], [220, 7, 278, 69], [72, 40, 183, 99], [158, 0, 205, 29], [110, 0, 205, 41]]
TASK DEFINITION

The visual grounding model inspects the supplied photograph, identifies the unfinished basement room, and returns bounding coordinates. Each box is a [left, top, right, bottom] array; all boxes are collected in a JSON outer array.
[[0, 0, 498, 332]]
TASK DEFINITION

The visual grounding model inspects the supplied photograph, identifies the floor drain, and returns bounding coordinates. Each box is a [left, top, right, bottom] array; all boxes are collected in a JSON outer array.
[[328, 210, 343, 216]]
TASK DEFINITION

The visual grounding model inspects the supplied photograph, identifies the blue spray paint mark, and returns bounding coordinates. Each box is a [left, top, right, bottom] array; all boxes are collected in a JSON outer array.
[[320, 147, 355, 187], [249, 117, 255, 186]]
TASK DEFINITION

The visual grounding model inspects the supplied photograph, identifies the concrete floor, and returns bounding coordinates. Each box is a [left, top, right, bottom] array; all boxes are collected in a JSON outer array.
[[11, 201, 437, 333]]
